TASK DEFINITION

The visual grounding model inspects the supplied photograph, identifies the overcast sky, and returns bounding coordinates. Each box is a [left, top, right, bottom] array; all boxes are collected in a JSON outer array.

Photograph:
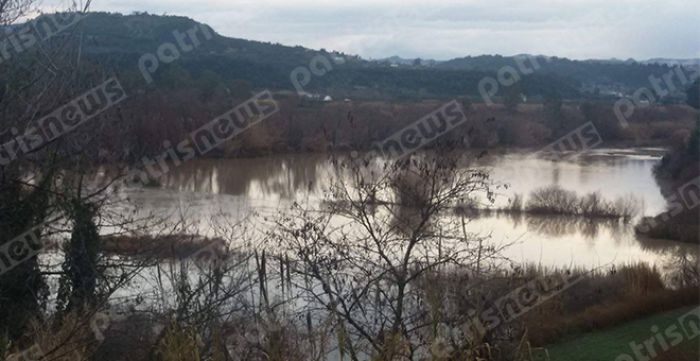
[[43, 0, 700, 60]]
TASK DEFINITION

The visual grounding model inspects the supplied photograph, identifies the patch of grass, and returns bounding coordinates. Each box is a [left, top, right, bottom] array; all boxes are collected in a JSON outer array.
[[540, 307, 700, 361]]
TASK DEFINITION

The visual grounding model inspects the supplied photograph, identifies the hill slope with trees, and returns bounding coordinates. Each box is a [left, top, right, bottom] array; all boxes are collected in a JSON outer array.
[[14, 12, 695, 101]]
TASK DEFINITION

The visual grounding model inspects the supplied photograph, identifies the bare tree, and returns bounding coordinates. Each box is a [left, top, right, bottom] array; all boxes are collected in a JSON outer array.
[[272, 151, 505, 360]]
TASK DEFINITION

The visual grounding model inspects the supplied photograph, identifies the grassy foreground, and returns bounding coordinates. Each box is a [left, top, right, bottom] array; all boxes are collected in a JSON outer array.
[[539, 307, 700, 361]]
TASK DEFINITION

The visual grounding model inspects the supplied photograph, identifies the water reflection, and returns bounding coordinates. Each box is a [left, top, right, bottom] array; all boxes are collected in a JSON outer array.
[[119, 148, 696, 270], [523, 214, 624, 241], [160, 154, 329, 200], [152, 150, 668, 215]]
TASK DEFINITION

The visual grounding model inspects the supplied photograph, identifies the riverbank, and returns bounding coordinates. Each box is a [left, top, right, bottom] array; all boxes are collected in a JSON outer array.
[[635, 120, 699, 243]]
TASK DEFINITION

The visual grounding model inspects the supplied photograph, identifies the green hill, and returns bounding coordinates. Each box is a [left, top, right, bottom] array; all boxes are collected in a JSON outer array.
[[4, 12, 697, 101]]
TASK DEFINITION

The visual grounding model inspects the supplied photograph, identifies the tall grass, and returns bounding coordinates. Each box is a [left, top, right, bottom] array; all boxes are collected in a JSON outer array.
[[417, 262, 697, 350], [523, 263, 698, 346]]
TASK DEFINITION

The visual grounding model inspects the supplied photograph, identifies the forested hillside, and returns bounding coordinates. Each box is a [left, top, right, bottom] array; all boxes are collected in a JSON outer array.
[[9, 12, 696, 101]]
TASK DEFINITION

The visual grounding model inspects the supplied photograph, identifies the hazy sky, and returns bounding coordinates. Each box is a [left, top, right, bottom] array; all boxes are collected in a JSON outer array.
[[43, 0, 700, 60]]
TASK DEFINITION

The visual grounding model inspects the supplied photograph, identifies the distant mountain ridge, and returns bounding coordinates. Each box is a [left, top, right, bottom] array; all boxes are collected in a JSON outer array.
[[434, 55, 697, 93], [6, 12, 697, 101]]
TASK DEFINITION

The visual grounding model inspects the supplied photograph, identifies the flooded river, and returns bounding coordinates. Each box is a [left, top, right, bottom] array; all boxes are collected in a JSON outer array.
[[115, 147, 696, 271]]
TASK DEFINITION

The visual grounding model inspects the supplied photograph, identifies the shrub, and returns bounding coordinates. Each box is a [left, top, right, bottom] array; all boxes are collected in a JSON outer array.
[[526, 185, 579, 214], [612, 194, 642, 220], [579, 192, 606, 216], [524, 186, 641, 219]]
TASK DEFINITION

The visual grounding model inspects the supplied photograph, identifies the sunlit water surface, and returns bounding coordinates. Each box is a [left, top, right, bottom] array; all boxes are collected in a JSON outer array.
[[112, 148, 696, 271]]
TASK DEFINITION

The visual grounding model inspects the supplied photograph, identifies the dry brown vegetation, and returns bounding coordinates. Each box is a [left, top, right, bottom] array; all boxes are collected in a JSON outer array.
[[414, 262, 699, 355], [124, 94, 698, 159], [523, 186, 641, 220], [522, 263, 699, 346]]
